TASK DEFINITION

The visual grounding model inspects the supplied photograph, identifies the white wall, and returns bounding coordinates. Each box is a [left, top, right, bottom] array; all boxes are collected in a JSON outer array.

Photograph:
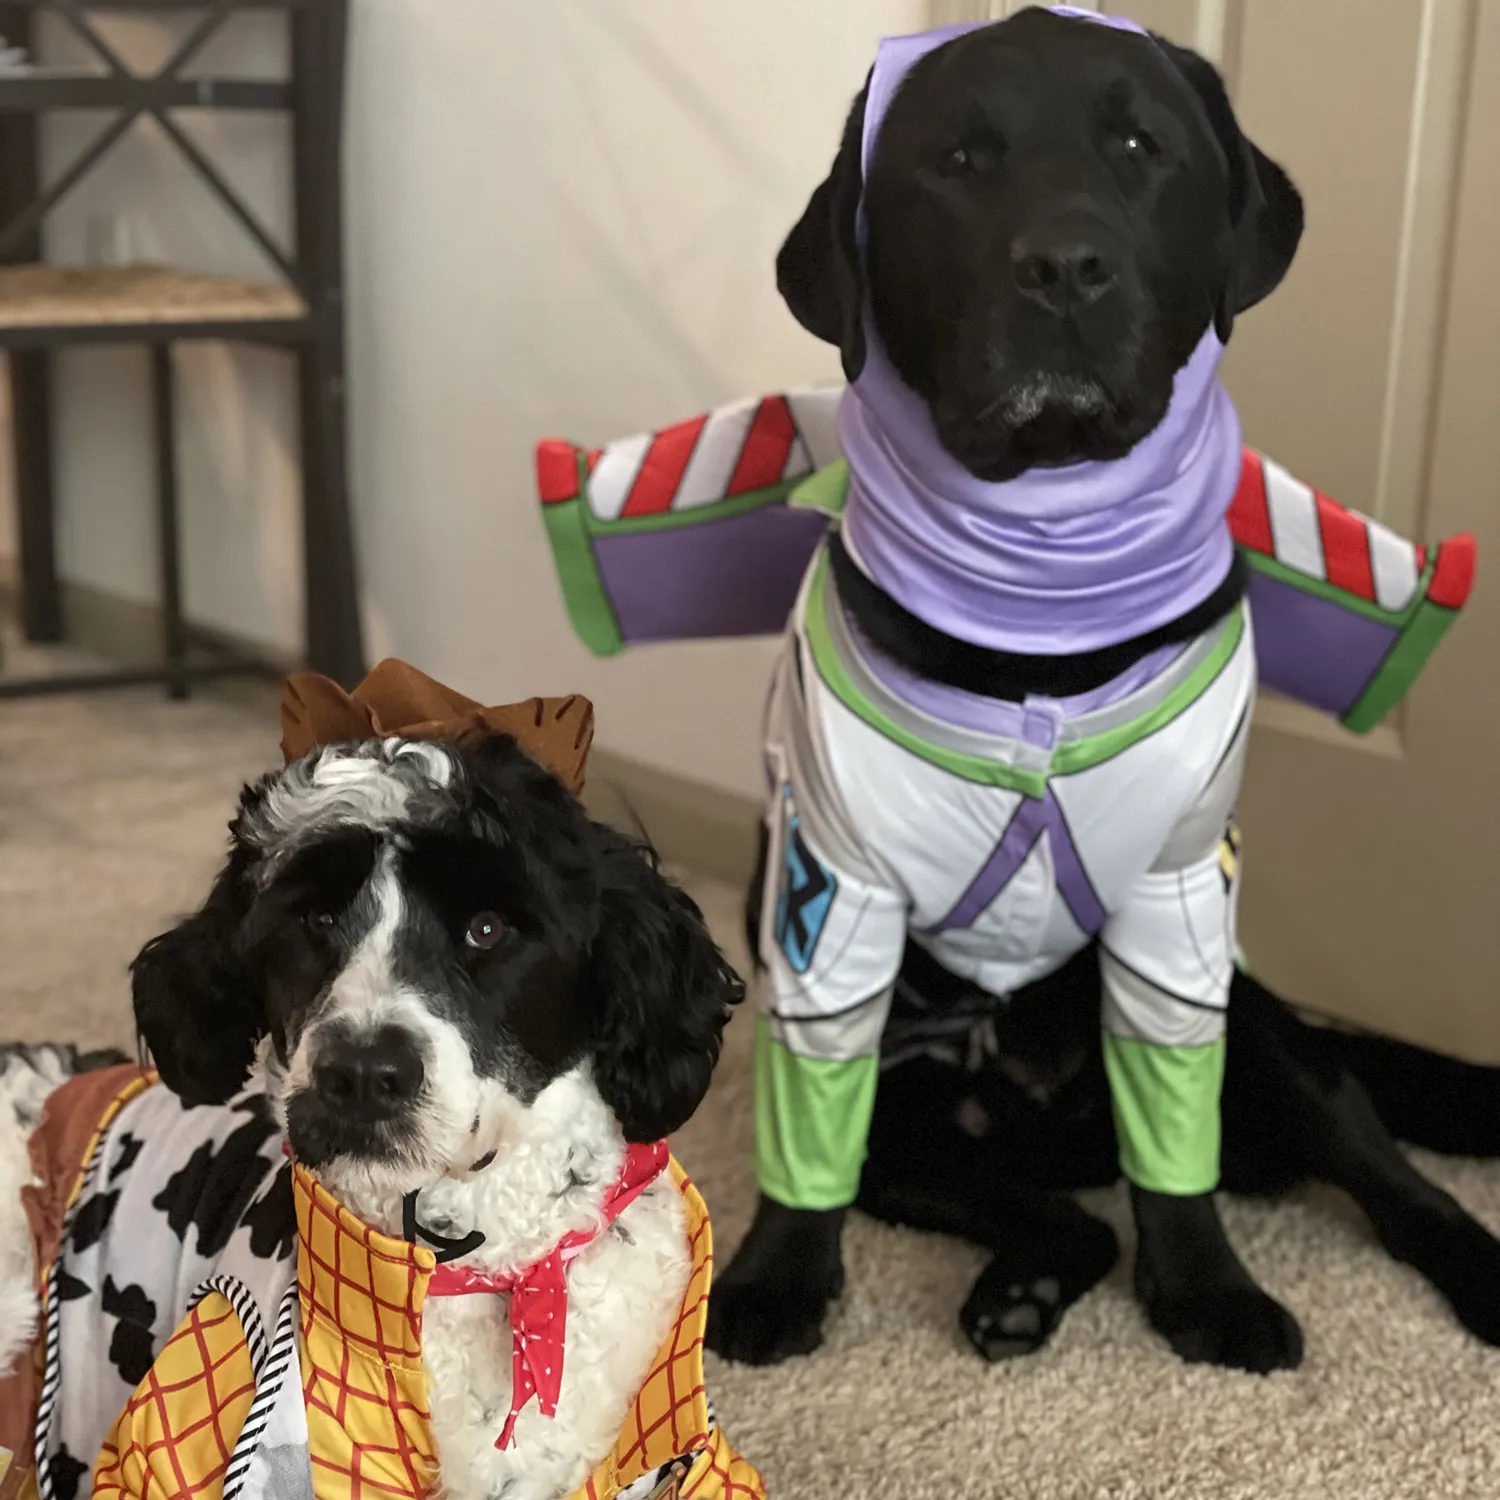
[[14, 0, 923, 798]]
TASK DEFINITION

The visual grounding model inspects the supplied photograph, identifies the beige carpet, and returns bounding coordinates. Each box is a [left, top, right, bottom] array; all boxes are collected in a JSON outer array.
[[3, 680, 1498, 1498]]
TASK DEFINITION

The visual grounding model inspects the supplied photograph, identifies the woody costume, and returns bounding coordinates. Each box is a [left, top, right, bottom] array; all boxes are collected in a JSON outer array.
[[0, 661, 764, 1500]]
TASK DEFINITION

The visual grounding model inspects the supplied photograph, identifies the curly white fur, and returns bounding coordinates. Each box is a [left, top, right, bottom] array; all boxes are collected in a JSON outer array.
[[406, 1071, 689, 1500], [0, 1048, 77, 1379]]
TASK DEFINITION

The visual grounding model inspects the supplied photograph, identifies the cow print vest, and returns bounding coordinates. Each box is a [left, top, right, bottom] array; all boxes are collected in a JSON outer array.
[[32, 1078, 299, 1500]]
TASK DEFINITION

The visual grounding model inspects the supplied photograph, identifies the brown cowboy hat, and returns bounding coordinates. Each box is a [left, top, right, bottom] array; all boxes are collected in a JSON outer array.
[[279, 658, 594, 796]]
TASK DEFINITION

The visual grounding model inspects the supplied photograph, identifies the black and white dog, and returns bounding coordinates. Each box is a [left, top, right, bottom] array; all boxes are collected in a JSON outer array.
[[1, 734, 748, 1500]]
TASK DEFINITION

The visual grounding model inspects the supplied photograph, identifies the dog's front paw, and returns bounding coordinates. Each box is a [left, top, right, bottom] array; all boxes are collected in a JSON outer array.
[[707, 1269, 836, 1365], [962, 1268, 1064, 1361], [1143, 1285, 1304, 1374], [961, 1211, 1119, 1362], [705, 1196, 844, 1365], [1131, 1185, 1303, 1374]]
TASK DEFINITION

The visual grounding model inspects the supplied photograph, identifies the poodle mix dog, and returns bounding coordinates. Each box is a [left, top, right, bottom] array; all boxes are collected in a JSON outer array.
[[0, 732, 759, 1500]]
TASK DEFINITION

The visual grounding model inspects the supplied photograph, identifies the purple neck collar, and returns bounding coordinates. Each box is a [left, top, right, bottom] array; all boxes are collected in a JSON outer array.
[[839, 9, 1241, 655]]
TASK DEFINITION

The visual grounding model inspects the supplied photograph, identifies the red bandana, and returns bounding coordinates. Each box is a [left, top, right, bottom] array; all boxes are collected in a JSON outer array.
[[425, 1139, 671, 1450]]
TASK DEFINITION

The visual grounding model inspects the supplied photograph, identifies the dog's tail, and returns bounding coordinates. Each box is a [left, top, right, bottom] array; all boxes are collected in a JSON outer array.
[[1308, 1024, 1500, 1157]]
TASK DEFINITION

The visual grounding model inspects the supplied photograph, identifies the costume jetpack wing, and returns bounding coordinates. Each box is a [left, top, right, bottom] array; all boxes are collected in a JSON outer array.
[[536, 387, 1476, 731]]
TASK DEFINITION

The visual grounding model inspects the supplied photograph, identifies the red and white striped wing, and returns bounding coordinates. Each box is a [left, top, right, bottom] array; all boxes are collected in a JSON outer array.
[[582, 387, 843, 523], [1230, 450, 1425, 612]]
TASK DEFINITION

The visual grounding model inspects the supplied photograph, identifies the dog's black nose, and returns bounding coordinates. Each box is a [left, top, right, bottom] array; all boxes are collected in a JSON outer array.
[[1011, 233, 1118, 316], [313, 1028, 425, 1119]]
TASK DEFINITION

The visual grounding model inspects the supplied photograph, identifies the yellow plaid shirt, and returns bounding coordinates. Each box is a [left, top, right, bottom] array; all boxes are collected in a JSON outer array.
[[20, 1073, 763, 1500]]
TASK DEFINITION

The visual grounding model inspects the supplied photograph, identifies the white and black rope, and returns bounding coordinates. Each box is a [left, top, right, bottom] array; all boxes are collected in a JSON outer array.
[[34, 1123, 114, 1500], [223, 1280, 302, 1498], [183, 1273, 271, 1380]]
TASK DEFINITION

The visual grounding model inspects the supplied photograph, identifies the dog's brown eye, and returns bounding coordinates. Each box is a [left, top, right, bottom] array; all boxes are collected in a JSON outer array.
[[465, 911, 506, 951], [1122, 131, 1159, 159], [305, 911, 336, 935], [936, 140, 999, 179]]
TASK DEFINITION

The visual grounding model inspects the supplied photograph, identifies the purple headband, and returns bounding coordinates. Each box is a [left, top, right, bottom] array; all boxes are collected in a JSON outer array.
[[861, 8, 1151, 180]]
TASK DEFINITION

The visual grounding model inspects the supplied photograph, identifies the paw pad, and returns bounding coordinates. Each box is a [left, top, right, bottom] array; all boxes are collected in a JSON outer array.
[[962, 1272, 1064, 1362]]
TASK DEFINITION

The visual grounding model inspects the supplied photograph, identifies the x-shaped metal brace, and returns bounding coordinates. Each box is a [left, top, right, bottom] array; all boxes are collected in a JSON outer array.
[[0, 0, 304, 292]]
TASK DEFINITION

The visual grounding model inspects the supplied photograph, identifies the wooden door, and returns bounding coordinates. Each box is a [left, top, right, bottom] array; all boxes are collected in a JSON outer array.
[[933, 1, 1500, 1061]]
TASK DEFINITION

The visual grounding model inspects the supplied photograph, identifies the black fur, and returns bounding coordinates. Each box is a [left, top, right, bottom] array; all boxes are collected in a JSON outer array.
[[131, 838, 267, 1108], [705, 1200, 847, 1366], [828, 531, 1249, 700], [857, 945, 1500, 1361], [131, 734, 742, 1165], [585, 828, 745, 1142], [718, 846, 1500, 1372], [776, 75, 870, 381]]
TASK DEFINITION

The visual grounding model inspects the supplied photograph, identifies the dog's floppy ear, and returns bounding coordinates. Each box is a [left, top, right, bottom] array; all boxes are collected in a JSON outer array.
[[131, 784, 270, 1106], [1153, 36, 1304, 341], [586, 829, 743, 1142], [776, 78, 870, 381]]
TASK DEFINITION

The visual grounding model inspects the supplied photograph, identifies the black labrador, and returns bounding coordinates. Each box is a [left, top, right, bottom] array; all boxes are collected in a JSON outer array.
[[860, 942, 1500, 1365], [707, 10, 1315, 1373]]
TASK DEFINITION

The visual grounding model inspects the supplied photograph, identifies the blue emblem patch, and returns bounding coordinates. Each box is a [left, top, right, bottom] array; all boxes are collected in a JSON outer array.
[[773, 788, 837, 974]]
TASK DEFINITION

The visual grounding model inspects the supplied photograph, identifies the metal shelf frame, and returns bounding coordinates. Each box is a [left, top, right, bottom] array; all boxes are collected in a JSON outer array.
[[0, 0, 364, 698]]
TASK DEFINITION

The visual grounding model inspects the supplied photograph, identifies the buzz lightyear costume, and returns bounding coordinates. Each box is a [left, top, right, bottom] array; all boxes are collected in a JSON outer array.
[[534, 16, 1476, 1211]]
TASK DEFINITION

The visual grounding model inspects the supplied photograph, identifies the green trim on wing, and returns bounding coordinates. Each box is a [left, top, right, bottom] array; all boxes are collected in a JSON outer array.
[[1243, 547, 1427, 628], [536, 435, 1468, 739], [1341, 596, 1461, 734], [587, 477, 801, 536], [789, 458, 851, 519], [540, 455, 624, 657], [1245, 544, 1466, 733], [754, 1017, 877, 1210], [1103, 1032, 1225, 1195], [578, 457, 845, 540]]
